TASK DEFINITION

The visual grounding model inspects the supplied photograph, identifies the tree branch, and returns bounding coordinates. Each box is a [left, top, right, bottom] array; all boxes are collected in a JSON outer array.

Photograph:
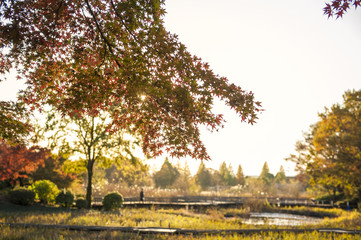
[[52, 0, 64, 29], [50, 0, 64, 46], [109, 0, 138, 42], [109, 0, 160, 55], [83, 0, 122, 69]]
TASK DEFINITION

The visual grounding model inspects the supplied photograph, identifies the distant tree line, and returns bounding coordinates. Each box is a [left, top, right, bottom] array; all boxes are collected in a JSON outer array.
[[3, 89, 359, 205], [151, 157, 292, 196], [1, 137, 297, 198]]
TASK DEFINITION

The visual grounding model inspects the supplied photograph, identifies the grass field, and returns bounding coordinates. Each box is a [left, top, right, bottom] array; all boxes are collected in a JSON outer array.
[[1, 226, 360, 240], [0, 199, 360, 239]]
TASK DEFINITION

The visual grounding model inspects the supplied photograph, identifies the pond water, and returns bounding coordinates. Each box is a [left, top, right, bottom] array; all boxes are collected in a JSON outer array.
[[240, 212, 322, 226]]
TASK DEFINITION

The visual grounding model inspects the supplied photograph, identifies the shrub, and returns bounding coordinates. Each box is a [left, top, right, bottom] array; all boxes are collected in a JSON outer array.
[[55, 190, 74, 207], [9, 188, 35, 205], [0, 180, 10, 190], [102, 192, 123, 211], [29, 180, 59, 204], [75, 198, 87, 209], [243, 198, 272, 212]]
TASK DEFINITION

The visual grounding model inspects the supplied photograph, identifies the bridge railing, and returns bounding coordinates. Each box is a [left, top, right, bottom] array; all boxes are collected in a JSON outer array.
[[93, 196, 317, 206]]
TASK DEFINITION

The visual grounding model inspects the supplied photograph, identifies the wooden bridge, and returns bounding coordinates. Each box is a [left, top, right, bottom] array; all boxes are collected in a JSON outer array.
[[2, 222, 360, 235], [93, 196, 355, 209], [2, 222, 360, 236]]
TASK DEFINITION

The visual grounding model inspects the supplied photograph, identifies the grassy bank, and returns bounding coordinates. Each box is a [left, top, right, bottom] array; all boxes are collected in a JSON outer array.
[[0, 199, 360, 239], [278, 206, 345, 218]]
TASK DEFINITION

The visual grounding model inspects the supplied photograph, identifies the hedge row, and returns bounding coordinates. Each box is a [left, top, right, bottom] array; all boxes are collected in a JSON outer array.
[[9, 180, 123, 211]]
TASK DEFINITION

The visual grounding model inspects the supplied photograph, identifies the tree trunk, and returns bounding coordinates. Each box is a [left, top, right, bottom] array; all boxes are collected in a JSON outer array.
[[18, 177, 24, 187], [86, 162, 94, 209]]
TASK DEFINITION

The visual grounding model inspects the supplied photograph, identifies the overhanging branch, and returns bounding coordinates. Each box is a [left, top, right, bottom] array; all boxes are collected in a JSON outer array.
[[83, 0, 122, 69], [109, 0, 138, 42]]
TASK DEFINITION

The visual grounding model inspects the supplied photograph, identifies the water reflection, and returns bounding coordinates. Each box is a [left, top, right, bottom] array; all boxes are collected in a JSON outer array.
[[241, 212, 322, 226]]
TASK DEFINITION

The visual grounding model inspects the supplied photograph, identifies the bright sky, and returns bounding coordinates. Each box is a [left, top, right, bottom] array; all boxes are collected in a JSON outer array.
[[1, 0, 360, 177], [157, 0, 361, 176]]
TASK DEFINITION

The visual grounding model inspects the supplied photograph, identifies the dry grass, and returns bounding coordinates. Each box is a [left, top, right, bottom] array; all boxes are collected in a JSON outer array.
[[1, 197, 361, 239]]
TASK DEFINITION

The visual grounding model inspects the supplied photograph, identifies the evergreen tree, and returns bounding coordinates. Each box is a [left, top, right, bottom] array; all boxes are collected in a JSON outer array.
[[172, 161, 192, 193], [153, 157, 179, 188], [227, 164, 237, 186], [195, 161, 211, 190], [218, 162, 236, 186], [274, 165, 287, 183], [259, 161, 269, 179], [219, 162, 228, 186], [259, 162, 274, 186], [236, 164, 246, 186]]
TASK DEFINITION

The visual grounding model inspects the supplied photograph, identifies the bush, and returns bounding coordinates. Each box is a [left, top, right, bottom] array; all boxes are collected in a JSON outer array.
[[55, 190, 74, 207], [29, 180, 59, 204], [9, 188, 35, 206], [243, 198, 272, 212], [102, 192, 123, 211], [0, 180, 10, 190], [75, 198, 87, 209], [316, 192, 345, 202]]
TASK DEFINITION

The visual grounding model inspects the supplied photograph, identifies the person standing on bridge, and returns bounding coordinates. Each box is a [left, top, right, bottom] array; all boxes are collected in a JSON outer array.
[[140, 188, 144, 202]]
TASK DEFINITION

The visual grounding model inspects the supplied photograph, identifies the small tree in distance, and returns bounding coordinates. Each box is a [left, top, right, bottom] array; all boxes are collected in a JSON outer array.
[[195, 162, 211, 190], [153, 157, 179, 188], [259, 162, 274, 192], [219, 162, 237, 186], [274, 165, 287, 184], [236, 164, 246, 186], [172, 161, 192, 194], [259, 162, 272, 183]]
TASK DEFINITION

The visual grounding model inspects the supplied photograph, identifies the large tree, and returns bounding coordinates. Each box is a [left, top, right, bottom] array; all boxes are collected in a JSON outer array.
[[288, 90, 361, 199], [310, 90, 361, 198], [0, 0, 261, 161], [34, 110, 140, 208]]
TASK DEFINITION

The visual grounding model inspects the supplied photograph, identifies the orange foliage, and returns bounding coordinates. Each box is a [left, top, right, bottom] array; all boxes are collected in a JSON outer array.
[[0, 139, 48, 185]]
